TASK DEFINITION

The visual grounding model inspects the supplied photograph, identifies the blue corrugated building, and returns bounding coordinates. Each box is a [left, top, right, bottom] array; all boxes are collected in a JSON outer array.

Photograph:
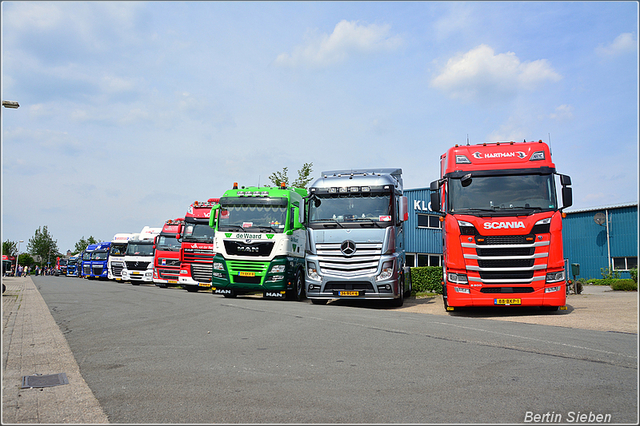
[[562, 203, 638, 280], [403, 187, 443, 268], [402, 189, 638, 280]]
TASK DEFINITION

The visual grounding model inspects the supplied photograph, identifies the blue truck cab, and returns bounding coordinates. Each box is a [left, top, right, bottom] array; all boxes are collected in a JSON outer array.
[[89, 242, 111, 279], [81, 244, 99, 278], [66, 254, 81, 277]]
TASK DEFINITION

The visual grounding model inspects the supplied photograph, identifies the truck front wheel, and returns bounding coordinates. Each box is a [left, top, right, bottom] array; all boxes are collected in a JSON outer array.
[[288, 270, 306, 302]]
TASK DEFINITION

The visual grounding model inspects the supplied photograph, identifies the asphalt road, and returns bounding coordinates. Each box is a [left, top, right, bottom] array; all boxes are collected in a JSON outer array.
[[33, 276, 637, 424]]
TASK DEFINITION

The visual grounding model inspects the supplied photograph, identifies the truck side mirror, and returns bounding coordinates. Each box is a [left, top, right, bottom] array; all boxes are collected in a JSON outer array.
[[430, 180, 441, 213], [209, 204, 220, 229], [560, 174, 572, 209], [175, 224, 182, 240], [562, 186, 573, 209], [399, 196, 408, 222]]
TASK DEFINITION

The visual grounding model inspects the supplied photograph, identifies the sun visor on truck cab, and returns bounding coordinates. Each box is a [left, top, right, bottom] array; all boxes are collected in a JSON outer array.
[[219, 197, 288, 206], [445, 166, 556, 179]]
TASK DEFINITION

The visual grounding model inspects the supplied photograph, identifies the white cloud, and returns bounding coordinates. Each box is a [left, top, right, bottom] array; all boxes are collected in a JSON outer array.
[[430, 44, 562, 103], [595, 33, 637, 57], [549, 104, 574, 122], [486, 120, 528, 143], [275, 20, 403, 68]]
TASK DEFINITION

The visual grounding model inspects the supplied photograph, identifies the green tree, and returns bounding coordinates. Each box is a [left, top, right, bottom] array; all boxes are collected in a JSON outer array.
[[27, 226, 60, 267], [74, 236, 98, 254], [269, 162, 314, 189], [3, 240, 18, 257]]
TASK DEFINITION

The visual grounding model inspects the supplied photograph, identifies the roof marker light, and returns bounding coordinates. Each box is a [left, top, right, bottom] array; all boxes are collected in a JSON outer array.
[[233, 182, 238, 189]]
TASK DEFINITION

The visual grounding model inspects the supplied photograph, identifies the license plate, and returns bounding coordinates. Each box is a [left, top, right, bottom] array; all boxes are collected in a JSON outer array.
[[239, 271, 255, 277], [338, 291, 361, 297], [168, 280, 177, 284], [199, 282, 211, 287], [132, 272, 142, 275], [495, 298, 521, 305]]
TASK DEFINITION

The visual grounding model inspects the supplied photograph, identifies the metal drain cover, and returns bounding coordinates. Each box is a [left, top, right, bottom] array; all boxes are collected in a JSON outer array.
[[21, 373, 69, 388]]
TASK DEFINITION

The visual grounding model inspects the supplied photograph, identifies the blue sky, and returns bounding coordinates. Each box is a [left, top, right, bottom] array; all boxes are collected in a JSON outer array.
[[1, 1, 638, 254]]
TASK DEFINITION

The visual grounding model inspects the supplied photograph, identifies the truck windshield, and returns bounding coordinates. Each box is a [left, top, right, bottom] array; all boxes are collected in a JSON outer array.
[[183, 223, 214, 242], [125, 243, 154, 256], [156, 235, 181, 251], [92, 250, 109, 261], [82, 252, 92, 261], [59, 259, 67, 266], [308, 194, 392, 224], [110, 243, 127, 256], [449, 174, 557, 213], [218, 204, 287, 233]]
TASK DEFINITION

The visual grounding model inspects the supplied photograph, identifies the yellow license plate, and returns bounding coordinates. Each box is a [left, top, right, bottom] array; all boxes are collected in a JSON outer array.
[[239, 271, 255, 277], [339, 291, 361, 296], [199, 282, 211, 287], [495, 298, 521, 305], [168, 280, 177, 284], [132, 272, 142, 275]]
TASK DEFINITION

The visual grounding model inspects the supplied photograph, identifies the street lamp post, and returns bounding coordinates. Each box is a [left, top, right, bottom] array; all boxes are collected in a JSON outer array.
[[15, 240, 24, 277]]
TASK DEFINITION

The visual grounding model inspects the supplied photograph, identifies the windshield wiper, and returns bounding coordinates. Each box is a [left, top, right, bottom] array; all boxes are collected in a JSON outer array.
[[222, 225, 245, 232], [313, 219, 344, 228], [253, 225, 278, 233], [353, 217, 382, 227]]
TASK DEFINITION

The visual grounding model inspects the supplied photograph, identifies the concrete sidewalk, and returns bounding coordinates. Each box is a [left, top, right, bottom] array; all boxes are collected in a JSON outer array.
[[2, 276, 108, 424]]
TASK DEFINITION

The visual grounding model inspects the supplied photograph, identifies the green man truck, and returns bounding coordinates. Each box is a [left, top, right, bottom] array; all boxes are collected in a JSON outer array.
[[209, 182, 308, 301]]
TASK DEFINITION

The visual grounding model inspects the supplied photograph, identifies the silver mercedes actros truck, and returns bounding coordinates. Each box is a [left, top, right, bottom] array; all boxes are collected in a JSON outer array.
[[304, 168, 411, 307]]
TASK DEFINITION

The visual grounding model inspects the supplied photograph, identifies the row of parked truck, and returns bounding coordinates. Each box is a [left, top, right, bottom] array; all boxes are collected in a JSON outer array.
[[59, 140, 574, 310]]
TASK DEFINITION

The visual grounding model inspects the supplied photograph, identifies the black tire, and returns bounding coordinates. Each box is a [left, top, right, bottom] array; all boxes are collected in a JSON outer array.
[[389, 277, 405, 308], [443, 284, 450, 311], [185, 286, 199, 292], [311, 299, 328, 305], [288, 270, 306, 301]]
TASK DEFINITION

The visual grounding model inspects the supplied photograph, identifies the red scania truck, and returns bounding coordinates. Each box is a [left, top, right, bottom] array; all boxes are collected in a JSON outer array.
[[153, 218, 184, 288], [176, 199, 219, 292], [429, 140, 572, 311]]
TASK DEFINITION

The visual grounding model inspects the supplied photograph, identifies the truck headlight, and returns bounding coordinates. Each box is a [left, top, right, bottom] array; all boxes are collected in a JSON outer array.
[[546, 271, 565, 283], [307, 264, 320, 280], [213, 262, 224, 270], [270, 264, 285, 273], [376, 262, 394, 281], [447, 272, 468, 284]]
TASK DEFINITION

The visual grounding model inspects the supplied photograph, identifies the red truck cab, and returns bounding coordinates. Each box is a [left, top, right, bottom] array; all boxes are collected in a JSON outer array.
[[153, 218, 184, 288], [430, 140, 573, 311], [177, 199, 219, 292]]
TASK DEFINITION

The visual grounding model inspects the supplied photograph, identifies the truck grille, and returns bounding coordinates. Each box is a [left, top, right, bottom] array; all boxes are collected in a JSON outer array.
[[478, 259, 534, 268], [157, 268, 179, 280], [83, 265, 91, 275], [126, 261, 150, 271], [92, 265, 103, 275], [480, 287, 535, 294], [190, 263, 212, 283], [183, 248, 214, 283], [315, 242, 382, 277], [111, 262, 124, 277], [464, 237, 550, 284], [224, 241, 274, 257], [227, 261, 269, 285]]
